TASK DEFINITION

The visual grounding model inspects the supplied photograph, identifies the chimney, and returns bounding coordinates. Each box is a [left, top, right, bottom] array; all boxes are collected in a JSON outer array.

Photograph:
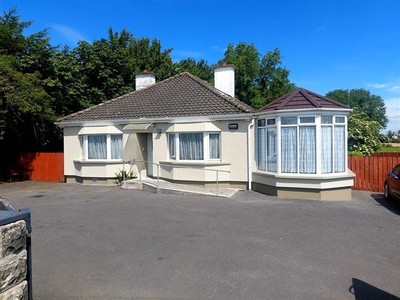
[[214, 63, 235, 97], [135, 70, 156, 90]]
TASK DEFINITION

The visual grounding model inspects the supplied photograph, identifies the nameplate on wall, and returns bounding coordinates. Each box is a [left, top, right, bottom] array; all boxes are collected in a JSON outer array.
[[228, 123, 239, 130]]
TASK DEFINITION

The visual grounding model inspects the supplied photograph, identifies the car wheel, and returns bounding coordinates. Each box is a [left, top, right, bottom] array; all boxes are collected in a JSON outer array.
[[384, 182, 391, 200]]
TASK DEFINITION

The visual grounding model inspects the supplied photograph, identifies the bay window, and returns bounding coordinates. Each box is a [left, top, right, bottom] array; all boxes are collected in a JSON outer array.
[[82, 134, 122, 160], [168, 132, 220, 161], [257, 115, 347, 174]]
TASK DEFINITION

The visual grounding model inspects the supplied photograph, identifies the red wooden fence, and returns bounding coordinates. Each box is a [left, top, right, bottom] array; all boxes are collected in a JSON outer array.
[[348, 153, 400, 192], [17, 152, 65, 182]]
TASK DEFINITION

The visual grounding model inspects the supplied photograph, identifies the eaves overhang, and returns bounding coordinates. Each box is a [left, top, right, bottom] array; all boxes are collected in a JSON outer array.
[[254, 107, 352, 117], [54, 113, 255, 128]]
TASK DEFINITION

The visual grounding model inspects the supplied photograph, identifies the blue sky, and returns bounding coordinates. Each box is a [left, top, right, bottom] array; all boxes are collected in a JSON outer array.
[[2, 0, 399, 132]]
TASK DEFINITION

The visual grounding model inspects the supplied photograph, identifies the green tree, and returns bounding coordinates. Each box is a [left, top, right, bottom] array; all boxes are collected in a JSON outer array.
[[0, 9, 61, 153], [347, 108, 382, 155], [325, 89, 388, 129], [258, 49, 296, 106], [173, 58, 213, 82], [386, 130, 396, 142], [0, 7, 31, 56], [72, 28, 173, 106], [126, 35, 173, 83], [45, 46, 87, 116], [0, 55, 58, 151], [219, 43, 295, 108]]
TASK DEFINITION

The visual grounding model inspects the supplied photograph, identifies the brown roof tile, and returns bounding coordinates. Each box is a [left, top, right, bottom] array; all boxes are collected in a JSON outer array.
[[58, 72, 254, 122], [257, 88, 350, 112]]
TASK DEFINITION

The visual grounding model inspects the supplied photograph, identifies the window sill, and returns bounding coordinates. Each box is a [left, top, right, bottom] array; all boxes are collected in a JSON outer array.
[[74, 159, 123, 164], [253, 169, 354, 179], [159, 160, 231, 167]]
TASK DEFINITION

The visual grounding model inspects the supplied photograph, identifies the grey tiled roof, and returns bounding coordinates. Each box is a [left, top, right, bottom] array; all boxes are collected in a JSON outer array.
[[58, 72, 254, 122], [257, 88, 350, 112]]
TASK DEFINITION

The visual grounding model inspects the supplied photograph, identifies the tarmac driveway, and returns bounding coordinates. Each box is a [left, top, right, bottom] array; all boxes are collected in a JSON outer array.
[[1, 181, 399, 300]]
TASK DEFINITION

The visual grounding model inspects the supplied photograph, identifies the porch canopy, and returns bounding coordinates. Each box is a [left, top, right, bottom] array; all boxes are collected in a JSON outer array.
[[123, 123, 153, 131]]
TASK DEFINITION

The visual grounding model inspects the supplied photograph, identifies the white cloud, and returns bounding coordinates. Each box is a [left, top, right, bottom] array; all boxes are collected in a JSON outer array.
[[385, 97, 400, 117], [388, 85, 400, 92], [51, 24, 87, 45], [384, 97, 400, 132], [367, 83, 389, 89], [367, 82, 400, 94]]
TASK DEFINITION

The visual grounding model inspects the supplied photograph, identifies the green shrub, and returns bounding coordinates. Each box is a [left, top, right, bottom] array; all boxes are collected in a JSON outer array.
[[348, 151, 364, 157], [114, 169, 136, 185]]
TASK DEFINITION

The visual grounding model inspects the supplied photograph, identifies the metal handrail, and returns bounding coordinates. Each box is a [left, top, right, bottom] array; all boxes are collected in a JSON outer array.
[[124, 159, 230, 195]]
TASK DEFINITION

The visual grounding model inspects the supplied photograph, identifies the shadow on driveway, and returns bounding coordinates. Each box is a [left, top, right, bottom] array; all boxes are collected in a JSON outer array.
[[371, 193, 400, 216], [350, 278, 400, 300]]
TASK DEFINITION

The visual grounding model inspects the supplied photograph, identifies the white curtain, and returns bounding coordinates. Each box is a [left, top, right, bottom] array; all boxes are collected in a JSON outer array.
[[267, 129, 277, 172], [258, 128, 266, 171], [88, 135, 107, 159], [209, 133, 220, 159], [281, 127, 297, 173], [299, 126, 316, 174], [321, 126, 333, 173], [111, 135, 122, 159], [179, 133, 203, 160], [334, 126, 345, 172]]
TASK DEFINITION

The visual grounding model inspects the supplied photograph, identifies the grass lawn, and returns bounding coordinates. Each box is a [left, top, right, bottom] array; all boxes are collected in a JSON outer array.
[[378, 145, 400, 152]]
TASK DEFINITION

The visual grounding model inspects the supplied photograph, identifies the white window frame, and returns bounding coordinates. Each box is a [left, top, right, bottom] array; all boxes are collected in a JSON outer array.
[[257, 120, 266, 171], [321, 115, 347, 173], [168, 132, 221, 161], [256, 114, 347, 175], [280, 116, 317, 174], [81, 134, 123, 161]]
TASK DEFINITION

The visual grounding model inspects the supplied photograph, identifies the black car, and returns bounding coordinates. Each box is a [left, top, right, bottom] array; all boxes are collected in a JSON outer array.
[[384, 163, 400, 200]]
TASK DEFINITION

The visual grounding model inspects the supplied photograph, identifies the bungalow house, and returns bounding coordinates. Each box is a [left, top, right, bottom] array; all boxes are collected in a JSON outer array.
[[56, 65, 256, 189], [56, 66, 354, 200]]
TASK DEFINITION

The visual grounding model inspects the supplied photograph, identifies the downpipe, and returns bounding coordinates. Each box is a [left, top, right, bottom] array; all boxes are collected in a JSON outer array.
[[247, 118, 255, 190]]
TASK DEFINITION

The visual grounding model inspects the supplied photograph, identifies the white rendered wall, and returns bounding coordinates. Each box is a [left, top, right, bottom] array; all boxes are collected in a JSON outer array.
[[154, 120, 250, 183], [63, 126, 126, 180], [63, 120, 252, 185]]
